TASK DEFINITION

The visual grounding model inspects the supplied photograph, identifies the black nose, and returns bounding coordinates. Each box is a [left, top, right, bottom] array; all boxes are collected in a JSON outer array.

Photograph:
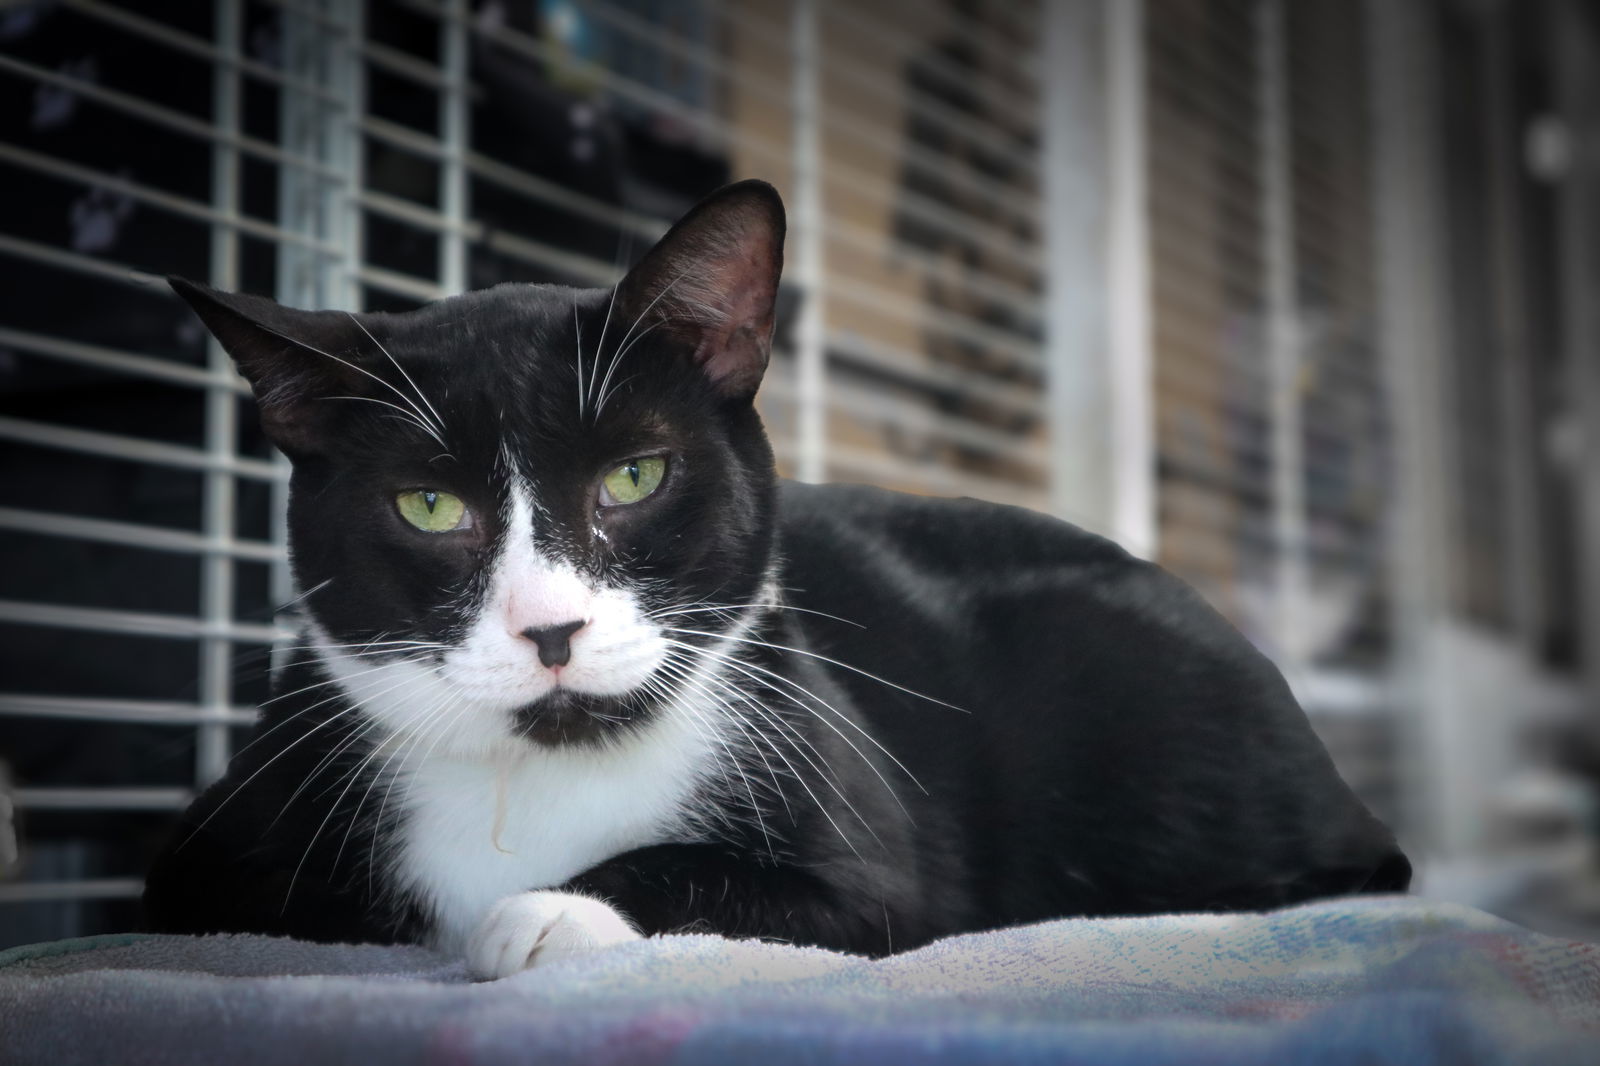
[[521, 620, 586, 668]]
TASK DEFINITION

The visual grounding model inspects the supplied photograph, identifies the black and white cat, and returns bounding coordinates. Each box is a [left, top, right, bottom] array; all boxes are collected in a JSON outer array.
[[144, 181, 1410, 977]]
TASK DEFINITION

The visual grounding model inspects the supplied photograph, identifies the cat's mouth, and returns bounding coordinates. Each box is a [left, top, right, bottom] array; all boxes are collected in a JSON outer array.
[[508, 688, 643, 747]]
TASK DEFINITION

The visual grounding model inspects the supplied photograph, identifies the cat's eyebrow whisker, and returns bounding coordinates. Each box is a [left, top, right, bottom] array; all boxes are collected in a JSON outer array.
[[609, 266, 694, 365], [588, 282, 622, 414], [247, 318, 443, 442], [593, 372, 642, 419], [320, 395, 448, 451], [592, 267, 693, 420], [377, 420, 456, 458], [591, 323, 661, 420], [573, 289, 586, 421], [344, 311, 448, 438]]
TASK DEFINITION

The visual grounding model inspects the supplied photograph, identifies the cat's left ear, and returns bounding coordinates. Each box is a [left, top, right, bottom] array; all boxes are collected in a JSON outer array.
[[615, 180, 785, 401], [168, 278, 371, 457]]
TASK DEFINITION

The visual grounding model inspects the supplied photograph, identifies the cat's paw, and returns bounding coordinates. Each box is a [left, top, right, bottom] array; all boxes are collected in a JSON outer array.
[[466, 890, 641, 980]]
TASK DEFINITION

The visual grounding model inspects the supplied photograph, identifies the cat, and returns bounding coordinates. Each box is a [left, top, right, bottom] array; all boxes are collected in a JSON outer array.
[[143, 180, 1410, 978]]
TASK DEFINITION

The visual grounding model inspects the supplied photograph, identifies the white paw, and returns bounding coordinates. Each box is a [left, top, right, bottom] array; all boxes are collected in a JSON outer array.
[[466, 890, 641, 980]]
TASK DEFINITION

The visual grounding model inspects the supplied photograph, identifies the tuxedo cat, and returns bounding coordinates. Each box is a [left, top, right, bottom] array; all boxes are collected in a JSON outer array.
[[144, 180, 1409, 977]]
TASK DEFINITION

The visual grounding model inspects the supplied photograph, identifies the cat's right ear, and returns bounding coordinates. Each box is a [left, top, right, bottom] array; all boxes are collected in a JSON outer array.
[[169, 278, 364, 456], [613, 180, 785, 402]]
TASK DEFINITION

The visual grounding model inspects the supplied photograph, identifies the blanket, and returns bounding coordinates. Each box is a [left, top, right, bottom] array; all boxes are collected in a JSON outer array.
[[1, 895, 1596, 1065]]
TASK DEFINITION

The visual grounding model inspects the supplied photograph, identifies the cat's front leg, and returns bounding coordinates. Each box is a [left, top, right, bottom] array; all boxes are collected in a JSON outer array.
[[563, 842, 906, 955], [465, 889, 642, 979]]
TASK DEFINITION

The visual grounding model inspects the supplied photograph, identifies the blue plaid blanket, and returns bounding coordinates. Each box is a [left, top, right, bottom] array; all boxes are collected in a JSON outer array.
[[2, 895, 1596, 1065]]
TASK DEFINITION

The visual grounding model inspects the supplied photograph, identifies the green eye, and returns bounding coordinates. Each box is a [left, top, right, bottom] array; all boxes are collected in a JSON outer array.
[[396, 489, 469, 532], [600, 456, 666, 506]]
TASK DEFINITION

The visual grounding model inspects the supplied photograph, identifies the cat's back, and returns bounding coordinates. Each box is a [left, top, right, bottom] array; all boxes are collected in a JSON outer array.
[[776, 479, 1313, 747], [776, 480, 1132, 595], [773, 480, 1252, 753], [775, 480, 1204, 657], [775, 481, 1408, 916]]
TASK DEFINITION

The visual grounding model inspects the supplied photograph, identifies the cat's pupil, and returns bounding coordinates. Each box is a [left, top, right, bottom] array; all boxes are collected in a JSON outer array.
[[626, 463, 640, 486], [423, 491, 438, 513]]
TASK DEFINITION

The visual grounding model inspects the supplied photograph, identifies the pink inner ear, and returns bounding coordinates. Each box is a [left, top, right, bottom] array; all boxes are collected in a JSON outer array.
[[696, 325, 770, 398], [611, 181, 785, 399], [682, 230, 780, 398]]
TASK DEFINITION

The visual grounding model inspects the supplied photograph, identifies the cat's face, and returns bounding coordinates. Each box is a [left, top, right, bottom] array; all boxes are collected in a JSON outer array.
[[176, 182, 784, 756]]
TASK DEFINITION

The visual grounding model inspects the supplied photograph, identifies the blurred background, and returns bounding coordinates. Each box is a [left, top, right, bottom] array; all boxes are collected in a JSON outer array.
[[1, 0, 1598, 949]]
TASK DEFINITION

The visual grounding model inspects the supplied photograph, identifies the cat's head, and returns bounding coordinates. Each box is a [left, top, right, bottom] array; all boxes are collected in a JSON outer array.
[[174, 181, 785, 755]]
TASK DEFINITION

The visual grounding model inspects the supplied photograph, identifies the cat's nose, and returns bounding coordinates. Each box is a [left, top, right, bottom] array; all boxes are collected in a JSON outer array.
[[520, 620, 586, 669]]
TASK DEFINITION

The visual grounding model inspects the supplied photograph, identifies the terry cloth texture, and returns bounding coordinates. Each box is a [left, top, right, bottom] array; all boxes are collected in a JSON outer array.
[[1, 895, 1597, 1065]]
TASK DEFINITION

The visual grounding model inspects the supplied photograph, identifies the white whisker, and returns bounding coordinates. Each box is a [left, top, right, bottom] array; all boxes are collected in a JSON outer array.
[[319, 395, 447, 450], [661, 626, 966, 713], [345, 311, 447, 436], [588, 282, 622, 414], [573, 289, 586, 420], [247, 318, 442, 443]]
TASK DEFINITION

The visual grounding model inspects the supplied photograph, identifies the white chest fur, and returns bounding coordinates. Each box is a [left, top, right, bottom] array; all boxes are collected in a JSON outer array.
[[392, 709, 716, 954]]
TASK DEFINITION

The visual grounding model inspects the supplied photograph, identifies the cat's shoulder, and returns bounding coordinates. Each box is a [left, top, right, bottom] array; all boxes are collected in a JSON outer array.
[[776, 479, 1133, 574], [775, 480, 1254, 666]]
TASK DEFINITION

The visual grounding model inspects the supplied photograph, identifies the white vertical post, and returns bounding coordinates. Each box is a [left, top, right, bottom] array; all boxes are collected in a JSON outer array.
[[277, 8, 320, 312], [440, 0, 470, 297], [199, 0, 243, 786], [339, 0, 367, 311], [1368, 0, 1457, 862], [1256, 0, 1309, 664], [1045, 0, 1156, 550], [1105, 0, 1155, 556], [271, 3, 314, 671], [791, 0, 827, 484], [1043, 0, 1111, 532]]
